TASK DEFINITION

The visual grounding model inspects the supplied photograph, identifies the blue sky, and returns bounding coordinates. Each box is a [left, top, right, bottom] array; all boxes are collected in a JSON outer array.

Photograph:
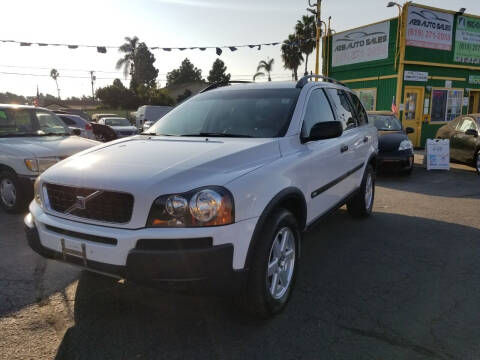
[[1, 0, 479, 97]]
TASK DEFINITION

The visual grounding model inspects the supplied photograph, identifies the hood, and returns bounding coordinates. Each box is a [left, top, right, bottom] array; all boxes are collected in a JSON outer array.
[[42, 135, 280, 196], [378, 131, 408, 152], [0, 135, 99, 158]]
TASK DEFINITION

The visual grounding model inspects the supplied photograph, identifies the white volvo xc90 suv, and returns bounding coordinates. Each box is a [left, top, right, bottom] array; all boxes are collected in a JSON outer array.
[[25, 76, 378, 318]]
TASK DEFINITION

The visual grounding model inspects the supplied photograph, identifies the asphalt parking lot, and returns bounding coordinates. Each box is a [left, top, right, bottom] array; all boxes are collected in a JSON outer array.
[[1, 156, 480, 360]]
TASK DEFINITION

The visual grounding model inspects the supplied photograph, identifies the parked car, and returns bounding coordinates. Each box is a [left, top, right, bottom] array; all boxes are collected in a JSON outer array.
[[91, 113, 117, 123], [25, 77, 378, 318], [367, 111, 414, 175], [91, 122, 118, 142], [0, 104, 98, 212], [58, 114, 94, 139], [435, 114, 480, 174], [98, 117, 138, 138], [136, 105, 173, 130]]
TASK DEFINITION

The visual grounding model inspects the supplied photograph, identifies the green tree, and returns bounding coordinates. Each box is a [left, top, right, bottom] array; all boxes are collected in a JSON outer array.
[[50, 69, 60, 99], [96, 79, 139, 109], [116, 36, 139, 79], [281, 34, 304, 81], [166, 58, 203, 86], [207, 58, 231, 83], [130, 42, 159, 90], [176, 89, 192, 103], [295, 15, 316, 75], [255, 58, 274, 82], [136, 85, 175, 106]]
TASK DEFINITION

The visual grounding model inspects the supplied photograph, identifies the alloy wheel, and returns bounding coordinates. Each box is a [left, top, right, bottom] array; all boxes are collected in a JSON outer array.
[[364, 173, 373, 210], [267, 227, 296, 300]]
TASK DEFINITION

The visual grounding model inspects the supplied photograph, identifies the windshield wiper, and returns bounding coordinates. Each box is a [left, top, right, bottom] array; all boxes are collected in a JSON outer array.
[[178, 132, 253, 138]]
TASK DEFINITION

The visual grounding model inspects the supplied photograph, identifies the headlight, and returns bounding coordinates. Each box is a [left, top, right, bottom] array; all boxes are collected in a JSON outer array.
[[147, 187, 234, 227], [398, 139, 413, 151], [25, 157, 59, 172]]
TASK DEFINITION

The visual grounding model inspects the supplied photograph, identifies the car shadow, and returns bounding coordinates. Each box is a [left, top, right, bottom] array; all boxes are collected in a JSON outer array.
[[377, 164, 480, 199], [54, 210, 480, 360]]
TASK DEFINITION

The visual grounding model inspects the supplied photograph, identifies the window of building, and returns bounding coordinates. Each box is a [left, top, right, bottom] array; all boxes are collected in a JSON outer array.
[[430, 89, 464, 122], [353, 88, 376, 111]]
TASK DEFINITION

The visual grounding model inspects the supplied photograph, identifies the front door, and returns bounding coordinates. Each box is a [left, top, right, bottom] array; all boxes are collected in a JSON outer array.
[[468, 91, 480, 114], [403, 86, 424, 147]]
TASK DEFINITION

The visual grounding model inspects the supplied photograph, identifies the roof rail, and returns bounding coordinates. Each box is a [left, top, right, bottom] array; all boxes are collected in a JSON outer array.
[[200, 80, 252, 93], [296, 75, 346, 88]]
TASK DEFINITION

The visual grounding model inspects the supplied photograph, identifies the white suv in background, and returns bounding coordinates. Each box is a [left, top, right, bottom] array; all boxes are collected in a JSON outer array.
[[25, 77, 378, 318], [0, 105, 98, 213]]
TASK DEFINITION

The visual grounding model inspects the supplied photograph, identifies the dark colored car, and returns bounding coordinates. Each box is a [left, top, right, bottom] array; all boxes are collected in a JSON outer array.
[[368, 111, 414, 175], [435, 114, 480, 174]]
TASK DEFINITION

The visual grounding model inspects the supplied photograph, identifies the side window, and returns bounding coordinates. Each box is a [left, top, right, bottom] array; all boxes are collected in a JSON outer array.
[[60, 117, 76, 126], [301, 89, 336, 138], [348, 92, 368, 126], [458, 117, 477, 132], [325, 88, 357, 130]]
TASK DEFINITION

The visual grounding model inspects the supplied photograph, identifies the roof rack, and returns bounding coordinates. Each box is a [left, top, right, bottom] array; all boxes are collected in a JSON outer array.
[[200, 80, 252, 93], [296, 75, 346, 88]]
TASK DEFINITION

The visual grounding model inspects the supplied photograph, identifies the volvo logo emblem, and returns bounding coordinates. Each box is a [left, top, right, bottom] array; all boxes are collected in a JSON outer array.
[[64, 191, 103, 214]]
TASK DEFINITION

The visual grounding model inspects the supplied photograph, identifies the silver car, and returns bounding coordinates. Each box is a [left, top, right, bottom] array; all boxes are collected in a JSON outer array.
[[58, 114, 94, 139], [98, 117, 138, 137]]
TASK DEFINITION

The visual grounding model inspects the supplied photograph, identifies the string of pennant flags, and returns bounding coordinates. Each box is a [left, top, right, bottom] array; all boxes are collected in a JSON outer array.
[[0, 39, 298, 56]]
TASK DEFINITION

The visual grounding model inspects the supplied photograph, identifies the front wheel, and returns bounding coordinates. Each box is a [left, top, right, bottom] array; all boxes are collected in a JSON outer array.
[[347, 164, 375, 218], [239, 209, 300, 318], [0, 171, 27, 213]]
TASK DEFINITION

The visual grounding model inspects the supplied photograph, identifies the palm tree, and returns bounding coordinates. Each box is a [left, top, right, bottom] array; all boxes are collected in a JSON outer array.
[[295, 15, 316, 76], [256, 58, 274, 81], [253, 72, 265, 82], [50, 69, 60, 99], [281, 34, 304, 81], [116, 36, 139, 79]]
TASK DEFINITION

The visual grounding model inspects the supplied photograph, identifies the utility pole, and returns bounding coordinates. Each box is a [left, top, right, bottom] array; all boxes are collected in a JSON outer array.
[[308, 0, 322, 76], [90, 71, 96, 100]]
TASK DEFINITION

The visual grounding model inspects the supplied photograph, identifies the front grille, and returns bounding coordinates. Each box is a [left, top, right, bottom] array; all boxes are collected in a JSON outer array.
[[45, 183, 134, 223]]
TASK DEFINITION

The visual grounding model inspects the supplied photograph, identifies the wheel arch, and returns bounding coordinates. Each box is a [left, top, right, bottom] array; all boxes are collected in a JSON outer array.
[[0, 163, 17, 175], [244, 187, 307, 270]]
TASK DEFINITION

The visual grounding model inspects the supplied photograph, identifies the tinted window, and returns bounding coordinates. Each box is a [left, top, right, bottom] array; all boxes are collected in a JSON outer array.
[[348, 93, 368, 126], [325, 88, 357, 130], [149, 89, 301, 138], [60, 116, 76, 126], [301, 89, 336, 138]]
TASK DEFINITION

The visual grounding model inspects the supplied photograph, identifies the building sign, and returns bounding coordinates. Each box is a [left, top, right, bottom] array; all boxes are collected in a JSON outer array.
[[454, 16, 480, 64], [469, 75, 480, 84], [404, 70, 428, 82], [406, 6, 453, 50], [332, 21, 390, 67]]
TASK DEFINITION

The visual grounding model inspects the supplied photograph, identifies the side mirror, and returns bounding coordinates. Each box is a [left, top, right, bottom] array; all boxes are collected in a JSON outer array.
[[72, 128, 81, 136], [405, 127, 414, 134], [465, 129, 479, 137], [303, 121, 343, 143]]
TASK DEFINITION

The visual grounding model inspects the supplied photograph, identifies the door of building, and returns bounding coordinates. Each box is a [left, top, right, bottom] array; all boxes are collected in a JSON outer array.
[[403, 86, 424, 147], [468, 91, 480, 114]]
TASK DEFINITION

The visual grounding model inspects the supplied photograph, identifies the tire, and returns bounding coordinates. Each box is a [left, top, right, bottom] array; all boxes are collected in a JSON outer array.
[[347, 164, 375, 218], [474, 150, 480, 175], [0, 170, 27, 213], [239, 209, 300, 319]]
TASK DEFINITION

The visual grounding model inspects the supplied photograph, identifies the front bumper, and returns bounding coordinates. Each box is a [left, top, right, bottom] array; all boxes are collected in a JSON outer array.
[[377, 151, 414, 172], [25, 204, 257, 294]]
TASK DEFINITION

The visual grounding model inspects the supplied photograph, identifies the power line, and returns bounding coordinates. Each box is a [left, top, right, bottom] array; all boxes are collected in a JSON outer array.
[[0, 64, 121, 74]]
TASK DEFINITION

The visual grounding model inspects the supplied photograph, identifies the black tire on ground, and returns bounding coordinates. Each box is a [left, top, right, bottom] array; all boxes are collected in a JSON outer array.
[[0, 170, 27, 213], [238, 209, 301, 319], [347, 164, 375, 218], [474, 150, 480, 175]]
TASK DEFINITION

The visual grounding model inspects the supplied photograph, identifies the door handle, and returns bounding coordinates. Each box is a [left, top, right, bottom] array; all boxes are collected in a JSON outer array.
[[341, 145, 349, 153], [363, 136, 368, 143]]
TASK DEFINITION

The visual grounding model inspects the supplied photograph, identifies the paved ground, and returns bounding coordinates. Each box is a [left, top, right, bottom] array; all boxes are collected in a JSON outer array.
[[1, 156, 480, 360]]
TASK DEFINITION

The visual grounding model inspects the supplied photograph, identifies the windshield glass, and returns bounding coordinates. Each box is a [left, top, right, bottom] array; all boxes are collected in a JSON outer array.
[[369, 114, 402, 131], [0, 108, 69, 137], [104, 118, 131, 126], [147, 88, 301, 138]]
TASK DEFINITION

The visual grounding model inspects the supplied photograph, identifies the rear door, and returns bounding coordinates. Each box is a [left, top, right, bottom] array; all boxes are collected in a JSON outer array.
[[298, 88, 351, 221], [325, 88, 365, 193], [454, 117, 479, 162]]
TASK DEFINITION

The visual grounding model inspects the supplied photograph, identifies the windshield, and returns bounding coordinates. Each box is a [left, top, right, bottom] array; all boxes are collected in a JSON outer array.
[[369, 114, 402, 131], [104, 118, 131, 126], [147, 88, 301, 138], [0, 108, 70, 137]]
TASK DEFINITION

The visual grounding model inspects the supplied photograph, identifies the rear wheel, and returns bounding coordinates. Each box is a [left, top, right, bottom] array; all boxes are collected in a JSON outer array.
[[474, 150, 480, 175], [239, 209, 300, 318], [347, 164, 375, 218], [0, 171, 27, 213]]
